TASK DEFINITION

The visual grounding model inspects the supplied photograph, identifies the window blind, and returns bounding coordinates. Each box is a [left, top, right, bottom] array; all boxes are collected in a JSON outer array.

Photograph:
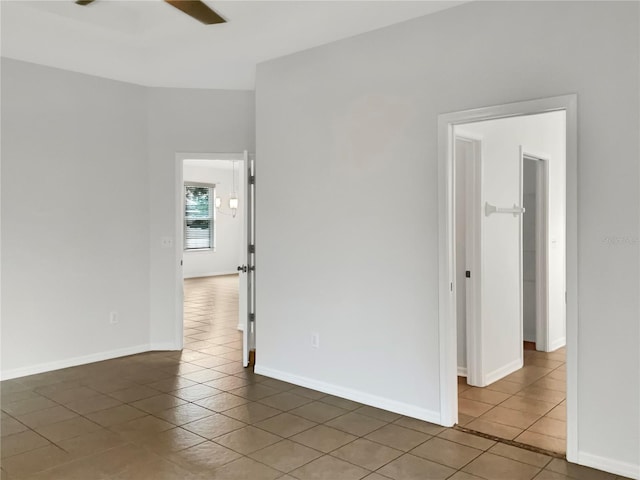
[[184, 185, 214, 250]]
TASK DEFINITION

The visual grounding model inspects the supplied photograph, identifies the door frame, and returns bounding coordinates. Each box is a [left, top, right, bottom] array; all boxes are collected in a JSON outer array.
[[437, 95, 578, 462], [521, 151, 553, 352], [175, 152, 247, 352]]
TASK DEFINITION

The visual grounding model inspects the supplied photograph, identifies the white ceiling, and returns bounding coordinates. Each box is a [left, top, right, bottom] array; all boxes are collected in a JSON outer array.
[[1, 0, 465, 89]]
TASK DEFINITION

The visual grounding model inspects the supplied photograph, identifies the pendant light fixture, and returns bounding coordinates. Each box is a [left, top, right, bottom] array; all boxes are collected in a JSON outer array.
[[229, 160, 238, 218], [213, 160, 239, 218]]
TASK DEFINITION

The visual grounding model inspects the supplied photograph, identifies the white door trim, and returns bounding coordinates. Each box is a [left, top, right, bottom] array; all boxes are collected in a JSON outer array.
[[437, 94, 578, 462], [175, 152, 246, 352]]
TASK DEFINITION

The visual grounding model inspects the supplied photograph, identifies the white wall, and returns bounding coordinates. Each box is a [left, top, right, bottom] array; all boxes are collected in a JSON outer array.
[[255, 1, 638, 475], [457, 111, 567, 375], [147, 88, 255, 347], [1, 59, 255, 376], [182, 161, 243, 278], [1, 58, 150, 377]]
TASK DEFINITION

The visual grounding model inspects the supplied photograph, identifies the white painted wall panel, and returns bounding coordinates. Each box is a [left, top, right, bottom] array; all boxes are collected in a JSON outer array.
[[1, 59, 149, 376], [255, 1, 638, 472], [1, 60, 256, 376]]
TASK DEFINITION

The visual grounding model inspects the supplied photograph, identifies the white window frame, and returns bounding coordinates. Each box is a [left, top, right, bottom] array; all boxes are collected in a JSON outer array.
[[183, 182, 216, 251]]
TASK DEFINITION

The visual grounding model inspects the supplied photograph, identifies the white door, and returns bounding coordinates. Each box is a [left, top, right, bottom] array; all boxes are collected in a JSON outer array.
[[469, 144, 524, 387], [238, 151, 255, 367], [454, 136, 481, 379], [461, 132, 524, 388]]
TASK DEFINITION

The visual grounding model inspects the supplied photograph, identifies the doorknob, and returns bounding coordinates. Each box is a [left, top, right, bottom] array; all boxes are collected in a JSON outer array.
[[237, 265, 247, 273]]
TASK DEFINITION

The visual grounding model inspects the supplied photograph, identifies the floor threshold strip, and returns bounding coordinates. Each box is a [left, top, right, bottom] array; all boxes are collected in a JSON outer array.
[[453, 425, 566, 459]]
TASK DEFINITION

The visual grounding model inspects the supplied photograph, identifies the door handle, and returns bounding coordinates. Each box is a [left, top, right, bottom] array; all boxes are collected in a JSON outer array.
[[237, 265, 247, 273]]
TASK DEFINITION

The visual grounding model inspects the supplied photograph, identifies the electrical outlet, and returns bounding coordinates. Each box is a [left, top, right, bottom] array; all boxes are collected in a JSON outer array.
[[311, 332, 320, 348], [109, 312, 119, 325]]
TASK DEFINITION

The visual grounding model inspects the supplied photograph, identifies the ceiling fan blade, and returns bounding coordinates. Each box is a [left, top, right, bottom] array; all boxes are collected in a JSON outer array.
[[75, 0, 96, 5], [164, 1, 226, 25]]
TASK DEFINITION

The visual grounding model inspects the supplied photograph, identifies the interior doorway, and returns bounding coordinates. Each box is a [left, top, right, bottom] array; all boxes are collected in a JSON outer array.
[[438, 95, 577, 461], [452, 112, 567, 455], [175, 152, 255, 368]]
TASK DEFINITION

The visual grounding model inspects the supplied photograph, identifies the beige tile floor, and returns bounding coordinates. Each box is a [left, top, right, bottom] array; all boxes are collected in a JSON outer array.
[[458, 346, 567, 455], [0, 275, 629, 479]]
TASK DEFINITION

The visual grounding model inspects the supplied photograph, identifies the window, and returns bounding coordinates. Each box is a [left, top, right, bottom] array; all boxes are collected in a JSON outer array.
[[184, 184, 215, 250]]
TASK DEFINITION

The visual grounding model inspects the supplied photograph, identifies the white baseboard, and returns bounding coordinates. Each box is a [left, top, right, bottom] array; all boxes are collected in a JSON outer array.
[[484, 358, 523, 386], [548, 336, 566, 352], [184, 271, 239, 279], [578, 451, 640, 479], [254, 365, 441, 425], [0, 344, 153, 381], [457, 366, 467, 377]]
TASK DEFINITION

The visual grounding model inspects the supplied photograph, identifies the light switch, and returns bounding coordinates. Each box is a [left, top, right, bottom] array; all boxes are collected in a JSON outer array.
[[161, 237, 173, 248]]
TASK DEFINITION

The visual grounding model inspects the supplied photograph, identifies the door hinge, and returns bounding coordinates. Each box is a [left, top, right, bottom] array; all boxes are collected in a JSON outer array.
[[450, 282, 453, 292], [249, 313, 255, 323], [249, 175, 256, 185], [465, 270, 471, 278], [248, 244, 255, 254]]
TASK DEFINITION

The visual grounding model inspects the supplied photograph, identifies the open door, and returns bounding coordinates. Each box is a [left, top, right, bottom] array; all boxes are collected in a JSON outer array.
[[453, 135, 482, 384], [238, 151, 256, 367], [522, 153, 553, 352], [466, 140, 524, 387]]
